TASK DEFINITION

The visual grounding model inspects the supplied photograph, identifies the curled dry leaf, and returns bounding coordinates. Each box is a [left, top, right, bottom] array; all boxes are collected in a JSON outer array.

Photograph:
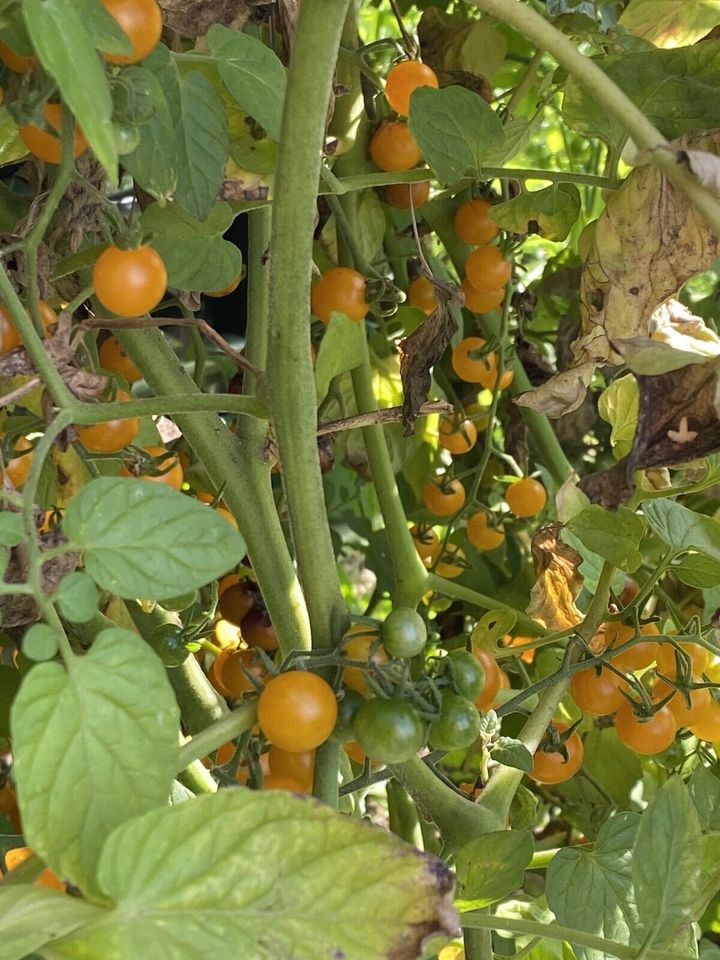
[[613, 299, 720, 375], [515, 361, 596, 417], [158, 0, 248, 39], [680, 147, 720, 195], [0, 529, 79, 627], [526, 522, 584, 631]]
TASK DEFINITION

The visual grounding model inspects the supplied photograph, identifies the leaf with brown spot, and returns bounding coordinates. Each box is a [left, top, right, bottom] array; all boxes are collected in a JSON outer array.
[[527, 523, 584, 630]]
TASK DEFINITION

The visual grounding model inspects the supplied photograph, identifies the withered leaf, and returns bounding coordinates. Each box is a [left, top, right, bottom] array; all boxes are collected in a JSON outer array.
[[0, 529, 79, 627], [527, 523, 584, 631], [515, 361, 596, 417], [158, 0, 248, 39]]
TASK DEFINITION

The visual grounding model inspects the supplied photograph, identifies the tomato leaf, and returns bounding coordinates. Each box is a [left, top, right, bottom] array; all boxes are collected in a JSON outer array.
[[673, 552, 720, 589], [0, 885, 106, 960], [566, 505, 644, 573], [490, 737, 533, 772], [207, 25, 286, 142], [490, 184, 581, 243], [314, 312, 366, 406], [54, 571, 100, 624], [10, 628, 179, 896], [48, 791, 458, 959], [22, 0, 117, 179], [120, 62, 177, 204], [0, 511, 24, 546], [74, 0, 132, 55], [619, 0, 720, 48], [408, 86, 504, 184], [643, 498, 720, 562], [0, 664, 21, 739], [598, 375, 639, 461], [455, 830, 534, 907], [688, 764, 720, 832], [546, 812, 641, 960]]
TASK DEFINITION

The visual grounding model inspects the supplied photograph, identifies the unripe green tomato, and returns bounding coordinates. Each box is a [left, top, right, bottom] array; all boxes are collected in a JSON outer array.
[[446, 649, 485, 700], [428, 694, 481, 751], [113, 121, 140, 156], [382, 607, 427, 659], [148, 623, 190, 667], [161, 589, 198, 613], [353, 697, 426, 764], [331, 688, 365, 743]]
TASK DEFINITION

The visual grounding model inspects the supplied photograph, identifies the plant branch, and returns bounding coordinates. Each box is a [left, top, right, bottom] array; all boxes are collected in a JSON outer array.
[[176, 701, 258, 771]]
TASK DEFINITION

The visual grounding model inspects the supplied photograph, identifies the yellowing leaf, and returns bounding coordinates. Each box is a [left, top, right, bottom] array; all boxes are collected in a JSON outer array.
[[526, 524, 584, 630], [619, 0, 720, 49]]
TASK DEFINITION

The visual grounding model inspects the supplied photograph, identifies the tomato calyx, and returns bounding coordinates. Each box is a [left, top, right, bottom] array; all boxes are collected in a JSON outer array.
[[536, 719, 582, 763]]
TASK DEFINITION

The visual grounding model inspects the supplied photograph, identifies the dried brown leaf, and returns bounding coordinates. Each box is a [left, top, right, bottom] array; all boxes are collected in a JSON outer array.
[[526, 523, 584, 630], [514, 361, 596, 417], [0, 530, 79, 627], [158, 0, 248, 38]]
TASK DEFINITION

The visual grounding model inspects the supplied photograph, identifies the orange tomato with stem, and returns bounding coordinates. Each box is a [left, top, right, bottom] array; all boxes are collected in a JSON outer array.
[[505, 477, 547, 517], [20, 102, 87, 164], [467, 511, 505, 551], [385, 180, 430, 210], [98, 335, 142, 383], [454, 199, 499, 246], [473, 649, 502, 711], [530, 723, 584, 784], [422, 478, 465, 517], [385, 60, 438, 115], [435, 543, 467, 578], [93, 244, 167, 317], [3, 436, 34, 488], [408, 277, 436, 315], [257, 671, 338, 753], [342, 624, 388, 695], [311, 267, 368, 324], [369, 122, 422, 172], [1, 300, 58, 353], [0, 40, 37, 73], [438, 414, 477, 454], [411, 525, 441, 568], [465, 246, 512, 292], [614, 701, 676, 755], [101, 0, 163, 64], [75, 389, 141, 453], [570, 666, 627, 716], [120, 445, 184, 489]]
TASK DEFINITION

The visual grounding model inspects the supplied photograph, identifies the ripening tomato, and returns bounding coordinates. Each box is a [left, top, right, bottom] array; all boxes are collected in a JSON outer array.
[[451, 337, 513, 390], [262, 774, 309, 792], [19, 102, 87, 164], [606, 622, 659, 671], [503, 634, 536, 664], [473, 648, 502, 711], [614, 701, 676, 755], [208, 649, 233, 697], [385, 180, 430, 210], [619, 576, 640, 606], [454, 199, 499, 246], [369, 121, 422, 172], [505, 477, 547, 518], [342, 624, 388, 695], [0, 40, 37, 73], [382, 607, 427, 659], [268, 745, 315, 791], [3, 436, 34, 488], [311, 267, 368, 324], [205, 274, 243, 298], [385, 60, 439, 116], [461, 279, 505, 314], [422, 478, 465, 516], [257, 671, 338, 752], [98, 335, 142, 383], [75, 389, 141, 453], [689, 700, 720, 741], [240, 608, 278, 652], [408, 277, 436, 315], [465, 246, 512, 292], [439, 414, 477, 455], [120, 444, 184, 489], [213, 618, 241, 650], [656, 641, 709, 677], [435, 543, 466, 578], [411, 524, 441, 567], [530, 723, 584, 784], [220, 648, 267, 698], [1, 300, 58, 353], [570, 666, 627, 716], [214, 741, 237, 766], [93, 244, 167, 317], [217, 574, 256, 626], [466, 511, 505, 551], [654, 677, 710, 727], [446, 650, 486, 701], [4, 846, 65, 891], [0, 783, 21, 832], [102, 0, 163, 64]]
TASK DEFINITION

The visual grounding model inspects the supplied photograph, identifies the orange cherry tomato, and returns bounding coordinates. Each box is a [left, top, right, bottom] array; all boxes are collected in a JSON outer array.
[[505, 477, 547, 518], [75, 388, 141, 453], [385, 180, 430, 210], [422, 478, 465, 516], [654, 677, 710, 727], [615, 701, 676, 755], [4, 846, 65, 891], [214, 741, 237, 766], [408, 277, 436, 315], [268, 745, 315, 791], [217, 574, 256, 626], [257, 671, 338, 752], [656, 641, 709, 677], [120, 444, 184, 489], [454, 199, 499, 246], [208, 649, 233, 697], [213, 618, 241, 650], [369, 121, 422, 172], [93, 244, 167, 317], [215, 506, 239, 529], [502, 634, 535, 665], [438, 414, 477, 454], [19, 102, 87, 164], [0, 40, 37, 73], [385, 60, 439, 116], [530, 723, 584, 784], [606, 622, 659, 671], [101, 0, 163, 65], [3, 436, 34, 488], [311, 267, 368, 324], [619, 576, 640, 606], [262, 774, 309, 792], [342, 624, 388, 695], [466, 511, 505, 551], [205, 274, 243, 298], [461, 279, 505, 314], [219, 648, 266, 698], [435, 543, 466, 578], [570, 666, 627, 716], [689, 700, 720, 741], [473, 648, 502, 711], [98, 335, 142, 383], [465, 246, 512, 292], [240, 608, 278, 652], [451, 337, 513, 390], [0, 299, 58, 353], [411, 524, 441, 567]]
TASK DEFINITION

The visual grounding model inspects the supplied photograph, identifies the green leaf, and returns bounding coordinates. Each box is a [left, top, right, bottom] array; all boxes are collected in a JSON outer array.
[[491, 736, 533, 772], [546, 812, 641, 960], [119, 64, 177, 203], [408, 86, 504, 184], [141, 200, 242, 292], [615, 335, 720, 376], [564, 41, 720, 150], [480, 114, 543, 167], [598, 375, 639, 460], [50, 790, 457, 959], [207, 25, 286, 142], [566, 505, 644, 573], [55, 571, 100, 624], [22, 624, 59, 662], [62, 478, 246, 600], [643, 499, 720, 562], [74, 0, 132, 55], [0, 664, 21, 739], [0, 511, 24, 546], [22, 0, 117, 179], [227, 104, 278, 174], [619, 0, 720, 48], [633, 777, 705, 947], [315, 313, 366, 406], [0, 884, 106, 960], [490, 184, 581, 242], [689, 763, 720, 832], [455, 830, 534, 907], [673, 552, 720, 588], [0, 108, 29, 168], [10, 627, 179, 893]]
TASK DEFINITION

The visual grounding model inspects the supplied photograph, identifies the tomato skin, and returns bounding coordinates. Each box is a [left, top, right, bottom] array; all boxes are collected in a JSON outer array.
[[4, 846, 65, 891], [386, 180, 430, 210], [0, 40, 37, 73], [102, 0, 163, 64], [148, 623, 189, 667], [411, 524, 441, 567], [447, 650, 486, 700], [654, 678, 710, 727], [205, 274, 242, 298], [382, 607, 427, 659], [530, 723, 584, 784], [311, 267, 368, 324], [606, 622, 659, 671], [342, 624, 388, 695], [461, 279, 505, 314], [240, 608, 278, 652], [467, 511, 504, 551], [473, 649, 502, 711], [385, 60, 439, 116], [422, 478, 465, 516], [408, 277, 436, 315], [1, 300, 58, 353], [619, 576, 640, 606], [120, 444, 183, 489], [219, 648, 266, 698], [217, 575, 256, 626], [93, 245, 167, 317], [75, 389, 141, 453], [451, 337, 513, 390], [656, 641, 709, 677], [435, 544, 466, 579], [98, 335, 142, 383], [505, 477, 547, 518], [369, 121, 422, 172], [439, 415, 477, 455], [20, 102, 87, 164], [3, 436, 34, 488], [465, 246, 512, 292], [614, 701, 677, 755], [268, 745, 315, 791], [570, 666, 626, 716], [503, 634, 536, 664], [689, 701, 720, 741], [454, 199, 499, 246], [428, 694, 481, 750], [353, 697, 426, 763], [258, 671, 338, 752]]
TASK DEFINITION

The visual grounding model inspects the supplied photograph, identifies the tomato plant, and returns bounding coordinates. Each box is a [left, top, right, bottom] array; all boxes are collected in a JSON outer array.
[[408, 276, 436, 315], [466, 511, 505, 551], [505, 477, 547, 517], [465, 246, 512, 292], [530, 724, 584, 784], [19, 102, 87, 163], [570, 666, 626, 717], [382, 606, 426, 659], [428, 693, 481, 750], [98, 334, 143, 383], [257, 671, 338, 753], [422, 478, 465, 516], [385, 180, 430, 210], [93, 244, 167, 316], [614, 702, 677, 756], [454, 199, 499, 246]]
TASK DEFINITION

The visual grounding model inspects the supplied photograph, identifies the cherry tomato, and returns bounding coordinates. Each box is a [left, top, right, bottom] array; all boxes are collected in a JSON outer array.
[[435, 544, 467, 579], [214, 619, 240, 650], [461, 279, 505, 314], [502, 634, 536, 664], [257, 671, 338, 752], [473, 648, 502, 711], [219, 648, 266, 698], [0, 40, 37, 73], [429, 694, 481, 750], [465, 246, 512, 292], [385, 60, 439, 116], [332, 688, 365, 743], [268, 745, 315, 791], [382, 607, 427, 659], [0, 783, 21, 832], [530, 723, 584, 784], [75, 388, 141, 453], [505, 477, 547, 518], [0, 300, 58, 353], [654, 677, 710, 727], [19, 102, 87, 164], [120, 444, 184, 489], [656, 641, 709, 677], [215, 506, 239, 529], [102, 0, 163, 64], [408, 277, 436, 315], [240, 608, 278, 652], [606, 622, 659, 671], [439, 414, 477, 455], [3, 436, 33, 488], [214, 741, 237, 766], [208, 649, 233, 697], [454, 199, 499, 246], [4, 846, 65, 891], [447, 649, 486, 700], [262, 774, 309, 793], [311, 267, 368, 324], [614, 701, 676, 755], [343, 740, 369, 765], [689, 700, 720, 741], [217, 574, 256, 626], [466, 511, 505, 551], [619, 576, 640, 606], [93, 244, 167, 316], [148, 623, 189, 667], [369, 121, 422, 172], [411, 524, 441, 567], [570, 666, 626, 716], [98, 335, 142, 383], [205, 274, 243, 298], [342, 624, 388, 695], [422, 478, 465, 516], [385, 180, 430, 210], [451, 337, 513, 390], [353, 697, 426, 763]]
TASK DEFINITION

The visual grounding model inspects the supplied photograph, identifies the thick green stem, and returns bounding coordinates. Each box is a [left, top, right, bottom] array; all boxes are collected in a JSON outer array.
[[244, 206, 272, 394], [387, 780, 424, 849], [176, 701, 257, 770], [266, 0, 351, 655], [427, 574, 543, 635], [68, 393, 264, 424]]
